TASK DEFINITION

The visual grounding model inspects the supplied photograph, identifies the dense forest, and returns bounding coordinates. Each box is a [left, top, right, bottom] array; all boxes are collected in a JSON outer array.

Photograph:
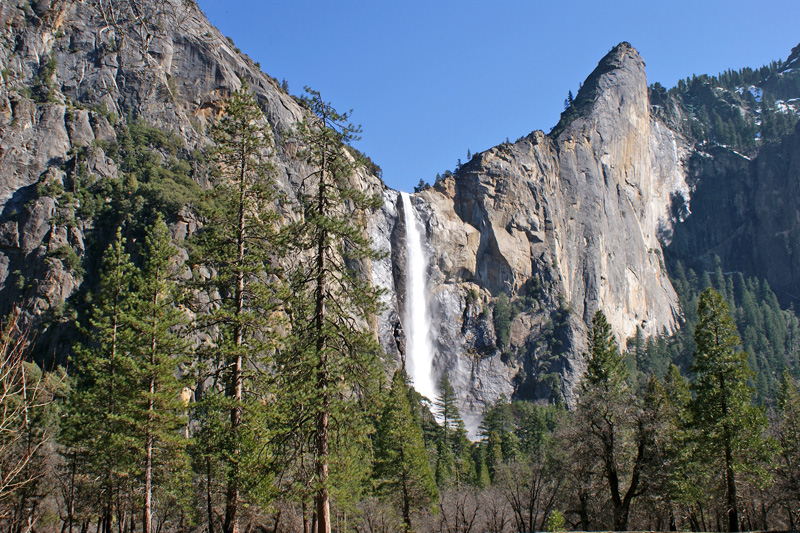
[[651, 54, 800, 151], [3, 51, 800, 533]]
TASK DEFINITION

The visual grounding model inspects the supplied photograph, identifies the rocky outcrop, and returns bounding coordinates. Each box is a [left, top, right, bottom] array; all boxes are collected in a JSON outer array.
[[0, 0, 376, 328], [396, 44, 689, 427], [667, 123, 800, 305]]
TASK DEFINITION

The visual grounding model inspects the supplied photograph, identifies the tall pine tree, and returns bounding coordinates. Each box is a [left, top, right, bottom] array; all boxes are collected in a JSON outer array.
[[191, 83, 283, 533], [434, 374, 471, 488], [575, 310, 645, 531], [277, 88, 384, 533], [374, 371, 438, 532], [62, 229, 139, 533], [690, 288, 767, 533], [129, 216, 190, 533]]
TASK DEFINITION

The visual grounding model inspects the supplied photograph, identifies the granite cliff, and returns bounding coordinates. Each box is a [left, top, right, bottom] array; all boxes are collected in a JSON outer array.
[[2, 0, 800, 433], [391, 43, 689, 429]]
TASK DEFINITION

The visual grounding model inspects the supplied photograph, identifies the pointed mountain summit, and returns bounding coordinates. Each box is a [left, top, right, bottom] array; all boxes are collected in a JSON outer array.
[[551, 41, 648, 139]]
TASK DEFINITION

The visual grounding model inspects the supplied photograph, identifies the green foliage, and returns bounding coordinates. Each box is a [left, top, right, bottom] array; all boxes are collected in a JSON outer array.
[[35, 175, 64, 198], [773, 371, 800, 525], [189, 84, 283, 529], [582, 310, 627, 393], [61, 230, 141, 524], [572, 310, 653, 530], [274, 87, 385, 530], [547, 509, 566, 532], [373, 371, 438, 529], [117, 120, 203, 215], [661, 59, 800, 151], [24, 52, 59, 103], [690, 288, 771, 532], [492, 292, 512, 349], [68, 118, 204, 239], [433, 375, 473, 488], [346, 145, 383, 179], [128, 216, 192, 531], [46, 245, 84, 275], [480, 398, 563, 474], [646, 258, 800, 405]]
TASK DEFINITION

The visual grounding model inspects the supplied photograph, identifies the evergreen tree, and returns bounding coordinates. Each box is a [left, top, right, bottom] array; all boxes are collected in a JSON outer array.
[[575, 310, 643, 531], [191, 84, 282, 533], [129, 216, 190, 533], [278, 88, 384, 533], [690, 288, 768, 533], [659, 364, 705, 526], [582, 310, 627, 393], [493, 293, 512, 349], [62, 230, 139, 533], [373, 371, 437, 532], [773, 371, 800, 528], [434, 376, 475, 488]]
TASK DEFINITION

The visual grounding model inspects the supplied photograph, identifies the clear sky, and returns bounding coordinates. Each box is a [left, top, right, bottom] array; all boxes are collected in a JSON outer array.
[[195, 1, 799, 193]]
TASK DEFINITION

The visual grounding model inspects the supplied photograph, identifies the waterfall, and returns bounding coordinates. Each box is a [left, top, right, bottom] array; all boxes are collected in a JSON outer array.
[[400, 192, 437, 403]]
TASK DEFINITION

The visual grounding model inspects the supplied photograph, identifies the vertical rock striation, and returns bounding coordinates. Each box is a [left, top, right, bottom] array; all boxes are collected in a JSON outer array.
[[398, 43, 690, 428]]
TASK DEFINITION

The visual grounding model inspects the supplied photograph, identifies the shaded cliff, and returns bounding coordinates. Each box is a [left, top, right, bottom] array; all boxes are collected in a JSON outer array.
[[667, 122, 800, 305]]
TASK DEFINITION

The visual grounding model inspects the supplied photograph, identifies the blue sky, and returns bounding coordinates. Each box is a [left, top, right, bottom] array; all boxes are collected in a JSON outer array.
[[196, 1, 799, 193]]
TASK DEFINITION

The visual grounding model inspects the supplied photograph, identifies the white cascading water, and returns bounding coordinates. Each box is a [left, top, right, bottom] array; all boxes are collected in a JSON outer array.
[[400, 192, 438, 402]]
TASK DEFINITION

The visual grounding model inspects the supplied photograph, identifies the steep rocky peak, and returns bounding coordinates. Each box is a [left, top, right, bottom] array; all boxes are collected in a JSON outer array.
[[551, 41, 648, 139]]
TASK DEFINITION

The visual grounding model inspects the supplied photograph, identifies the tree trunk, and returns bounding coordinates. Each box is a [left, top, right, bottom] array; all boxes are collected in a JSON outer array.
[[207, 457, 214, 533], [313, 155, 331, 533], [725, 439, 739, 532], [720, 373, 739, 533], [314, 389, 330, 533], [401, 476, 412, 533], [578, 491, 590, 532], [224, 160, 248, 533], [144, 295, 158, 533]]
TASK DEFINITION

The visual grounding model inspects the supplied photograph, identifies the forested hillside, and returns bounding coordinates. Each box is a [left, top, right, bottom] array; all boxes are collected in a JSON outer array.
[[652, 44, 800, 150]]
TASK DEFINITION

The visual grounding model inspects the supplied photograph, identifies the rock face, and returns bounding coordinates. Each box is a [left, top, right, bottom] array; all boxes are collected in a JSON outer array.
[[667, 123, 800, 305], [394, 44, 689, 429], [0, 0, 389, 364], [2, 2, 800, 433]]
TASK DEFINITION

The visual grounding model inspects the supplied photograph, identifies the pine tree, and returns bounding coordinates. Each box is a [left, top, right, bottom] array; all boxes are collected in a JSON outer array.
[[191, 84, 282, 533], [660, 364, 702, 524], [575, 310, 643, 531], [62, 229, 139, 533], [690, 288, 768, 533], [435, 375, 458, 450], [434, 374, 471, 487], [278, 88, 384, 533], [774, 371, 800, 528], [582, 310, 627, 393], [493, 293, 512, 349], [129, 216, 190, 533], [373, 371, 438, 532]]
